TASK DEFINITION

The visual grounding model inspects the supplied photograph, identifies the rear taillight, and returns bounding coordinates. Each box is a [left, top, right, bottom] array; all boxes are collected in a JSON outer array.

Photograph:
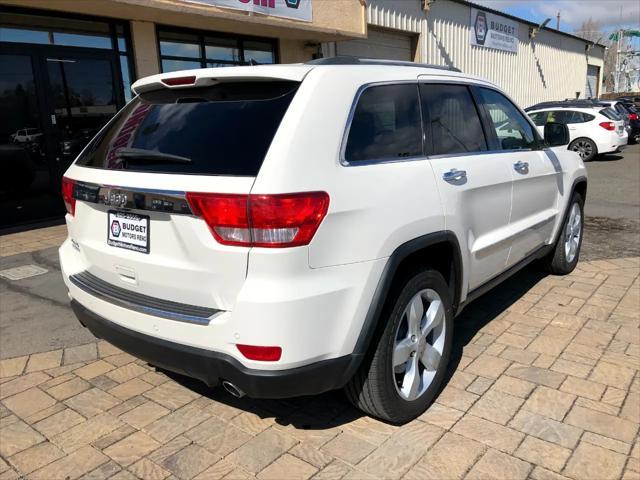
[[599, 121, 615, 131], [236, 344, 282, 362], [629, 113, 638, 121], [186, 191, 329, 248], [61, 176, 76, 216], [186, 193, 250, 246]]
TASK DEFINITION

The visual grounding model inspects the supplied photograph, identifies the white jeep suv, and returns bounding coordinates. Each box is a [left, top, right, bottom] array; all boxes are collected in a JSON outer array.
[[60, 57, 587, 423]]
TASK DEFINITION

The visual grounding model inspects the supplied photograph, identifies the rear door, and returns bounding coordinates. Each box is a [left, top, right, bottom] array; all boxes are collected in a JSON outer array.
[[473, 87, 561, 266], [63, 80, 299, 311], [420, 82, 513, 291]]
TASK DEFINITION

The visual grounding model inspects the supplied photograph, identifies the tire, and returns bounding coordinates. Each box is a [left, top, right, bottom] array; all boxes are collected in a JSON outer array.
[[345, 269, 453, 424], [569, 138, 597, 162], [543, 192, 584, 275]]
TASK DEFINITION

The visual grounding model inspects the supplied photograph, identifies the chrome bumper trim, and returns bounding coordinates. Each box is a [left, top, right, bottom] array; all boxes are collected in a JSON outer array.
[[69, 271, 220, 326]]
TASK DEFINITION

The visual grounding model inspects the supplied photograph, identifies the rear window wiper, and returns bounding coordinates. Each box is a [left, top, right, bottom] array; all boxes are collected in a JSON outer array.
[[114, 148, 192, 165]]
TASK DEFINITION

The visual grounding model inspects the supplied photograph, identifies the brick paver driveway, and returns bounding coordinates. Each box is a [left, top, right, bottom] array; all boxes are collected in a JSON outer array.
[[1, 256, 639, 479]]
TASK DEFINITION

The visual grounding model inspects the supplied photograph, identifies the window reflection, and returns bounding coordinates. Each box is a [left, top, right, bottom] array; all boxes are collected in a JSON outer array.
[[244, 40, 275, 64], [244, 49, 275, 64], [158, 28, 277, 72], [120, 56, 133, 102], [205, 37, 240, 62], [1, 13, 113, 49], [162, 59, 202, 73], [52, 32, 112, 50], [160, 41, 200, 59], [0, 27, 50, 45]]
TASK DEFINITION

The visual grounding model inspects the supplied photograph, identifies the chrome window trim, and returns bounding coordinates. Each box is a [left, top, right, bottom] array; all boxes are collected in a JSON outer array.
[[70, 271, 221, 326], [426, 148, 534, 160]]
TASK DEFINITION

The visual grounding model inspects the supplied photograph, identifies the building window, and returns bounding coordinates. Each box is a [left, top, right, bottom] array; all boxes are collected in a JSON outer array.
[[158, 27, 277, 73], [0, 10, 135, 101]]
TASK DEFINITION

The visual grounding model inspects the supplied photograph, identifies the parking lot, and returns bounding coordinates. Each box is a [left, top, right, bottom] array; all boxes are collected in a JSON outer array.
[[0, 145, 638, 480]]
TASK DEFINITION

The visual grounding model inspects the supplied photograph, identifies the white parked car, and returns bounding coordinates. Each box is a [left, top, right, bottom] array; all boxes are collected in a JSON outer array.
[[528, 105, 627, 161], [60, 58, 587, 423], [10, 128, 43, 143]]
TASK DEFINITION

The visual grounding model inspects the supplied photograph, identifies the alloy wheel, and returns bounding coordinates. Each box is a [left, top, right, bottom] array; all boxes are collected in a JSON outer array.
[[571, 140, 593, 160], [393, 289, 446, 401], [564, 202, 582, 263]]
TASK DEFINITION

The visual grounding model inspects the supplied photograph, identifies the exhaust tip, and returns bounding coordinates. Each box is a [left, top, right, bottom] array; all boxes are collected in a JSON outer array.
[[222, 380, 245, 398]]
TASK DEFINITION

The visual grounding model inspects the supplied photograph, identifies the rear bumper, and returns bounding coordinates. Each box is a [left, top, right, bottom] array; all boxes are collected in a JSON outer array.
[[71, 300, 361, 398]]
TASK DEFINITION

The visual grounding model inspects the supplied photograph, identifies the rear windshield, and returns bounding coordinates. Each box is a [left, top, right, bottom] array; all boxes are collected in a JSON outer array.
[[75, 81, 299, 176], [599, 108, 621, 121]]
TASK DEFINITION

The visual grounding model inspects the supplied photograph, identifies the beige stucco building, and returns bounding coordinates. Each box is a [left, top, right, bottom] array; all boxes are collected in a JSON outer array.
[[1, 0, 366, 76]]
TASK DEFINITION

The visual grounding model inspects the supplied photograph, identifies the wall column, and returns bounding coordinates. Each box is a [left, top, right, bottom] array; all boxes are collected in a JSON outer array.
[[131, 21, 160, 78]]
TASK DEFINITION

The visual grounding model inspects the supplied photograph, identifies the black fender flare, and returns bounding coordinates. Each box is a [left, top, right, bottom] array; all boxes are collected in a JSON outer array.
[[552, 175, 588, 246], [351, 231, 463, 357]]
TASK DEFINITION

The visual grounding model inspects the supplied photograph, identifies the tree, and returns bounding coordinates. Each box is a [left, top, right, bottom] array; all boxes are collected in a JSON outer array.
[[576, 18, 617, 93]]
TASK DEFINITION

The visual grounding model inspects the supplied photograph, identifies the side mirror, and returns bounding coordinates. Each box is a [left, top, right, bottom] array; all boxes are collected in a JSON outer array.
[[544, 122, 569, 147]]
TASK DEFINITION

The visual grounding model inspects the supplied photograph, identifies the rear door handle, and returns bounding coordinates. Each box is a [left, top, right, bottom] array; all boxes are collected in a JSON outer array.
[[513, 161, 529, 173], [442, 168, 467, 183]]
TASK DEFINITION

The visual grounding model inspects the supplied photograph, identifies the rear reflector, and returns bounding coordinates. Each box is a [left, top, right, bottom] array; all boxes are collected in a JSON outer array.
[[186, 191, 329, 248], [161, 75, 196, 86], [599, 121, 615, 131], [236, 344, 282, 362], [61, 176, 76, 216]]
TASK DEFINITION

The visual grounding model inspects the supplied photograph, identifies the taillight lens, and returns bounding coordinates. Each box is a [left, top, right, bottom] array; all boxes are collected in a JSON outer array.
[[599, 121, 615, 131], [61, 176, 76, 216], [629, 113, 638, 121], [186, 193, 250, 246], [186, 191, 329, 248], [250, 192, 330, 247], [236, 344, 282, 362]]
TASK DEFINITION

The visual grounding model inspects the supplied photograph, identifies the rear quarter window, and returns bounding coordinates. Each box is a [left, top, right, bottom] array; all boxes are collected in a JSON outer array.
[[75, 81, 299, 176], [600, 108, 621, 121], [344, 84, 423, 163]]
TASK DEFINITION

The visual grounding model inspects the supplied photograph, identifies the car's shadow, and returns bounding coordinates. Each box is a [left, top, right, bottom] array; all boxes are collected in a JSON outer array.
[[591, 152, 625, 162], [162, 264, 547, 429]]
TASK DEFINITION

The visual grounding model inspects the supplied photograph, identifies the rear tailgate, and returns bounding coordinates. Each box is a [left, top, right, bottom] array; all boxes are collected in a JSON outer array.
[[63, 78, 300, 312]]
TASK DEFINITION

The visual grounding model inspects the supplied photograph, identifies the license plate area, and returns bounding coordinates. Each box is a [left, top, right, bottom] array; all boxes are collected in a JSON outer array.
[[107, 210, 150, 254]]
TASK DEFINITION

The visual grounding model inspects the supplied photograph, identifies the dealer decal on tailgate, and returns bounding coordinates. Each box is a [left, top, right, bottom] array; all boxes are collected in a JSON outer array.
[[107, 210, 150, 254]]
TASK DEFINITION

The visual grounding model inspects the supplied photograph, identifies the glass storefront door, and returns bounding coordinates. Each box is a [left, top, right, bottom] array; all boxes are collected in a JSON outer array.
[[45, 54, 119, 178], [0, 47, 122, 230], [0, 53, 54, 228], [0, 8, 131, 230]]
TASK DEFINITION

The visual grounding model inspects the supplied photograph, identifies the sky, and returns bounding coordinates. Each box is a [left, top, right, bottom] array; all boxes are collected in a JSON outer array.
[[471, 0, 640, 34]]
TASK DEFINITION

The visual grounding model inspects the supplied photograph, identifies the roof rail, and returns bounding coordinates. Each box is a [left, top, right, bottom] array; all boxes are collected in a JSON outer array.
[[525, 100, 609, 111], [306, 56, 461, 72]]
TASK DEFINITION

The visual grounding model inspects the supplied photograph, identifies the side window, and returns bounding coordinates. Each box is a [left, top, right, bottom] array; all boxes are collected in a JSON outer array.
[[476, 88, 537, 151], [549, 110, 571, 124], [566, 111, 584, 124], [583, 113, 595, 122], [419, 84, 486, 155], [344, 84, 422, 163], [529, 112, 549, 126]]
